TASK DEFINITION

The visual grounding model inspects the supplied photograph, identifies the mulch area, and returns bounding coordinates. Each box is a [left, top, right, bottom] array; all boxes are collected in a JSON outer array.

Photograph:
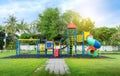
[[3, 54, 110, 59]]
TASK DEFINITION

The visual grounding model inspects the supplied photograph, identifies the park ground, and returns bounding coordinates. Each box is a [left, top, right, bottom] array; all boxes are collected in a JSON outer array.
[[0, 51, 120, 76]]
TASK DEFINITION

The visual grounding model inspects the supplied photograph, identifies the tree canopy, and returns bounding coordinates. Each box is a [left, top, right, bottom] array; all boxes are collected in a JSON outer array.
[[91, 27, 117, 45], [110, 25, 120, 46], [3, 15, 28, 40], [62, 10, 95, 34], [37, 8, 63, 40], [37, 9, 95, 40]]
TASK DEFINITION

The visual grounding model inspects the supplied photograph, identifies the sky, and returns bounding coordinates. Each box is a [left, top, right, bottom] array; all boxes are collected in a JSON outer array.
[[0, 0, 120, 27]]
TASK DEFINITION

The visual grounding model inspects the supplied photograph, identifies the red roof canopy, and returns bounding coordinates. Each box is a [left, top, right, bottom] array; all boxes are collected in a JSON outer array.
[[67, 22, 76, 29]]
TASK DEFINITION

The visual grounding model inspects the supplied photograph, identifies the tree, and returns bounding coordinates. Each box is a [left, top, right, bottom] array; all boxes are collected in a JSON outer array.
[[62, 10, 95, 34], [62, 10, 82, 24], [91, 27, 117, 45], [110, 32, 120, 46], [116, 25, 120, 32], [20, 33, 32, 39], [110, 25, 120, 46], [17, 20, 28, 34], [2, 15, 28, 49], [3, 15, 29, 39], [37, 9, 94, 40], [37, 8, 62, 40], [4, 15, 17, 39], [0, 26, 5, 50], [20, 32, 40, 45], [28, 21, 39, 34], [80, 18, 95, 32], [1, 15, 18, 49]]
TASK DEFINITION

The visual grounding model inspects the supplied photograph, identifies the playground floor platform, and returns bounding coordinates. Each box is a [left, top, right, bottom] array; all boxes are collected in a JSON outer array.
[[3, 54, 110, 58]]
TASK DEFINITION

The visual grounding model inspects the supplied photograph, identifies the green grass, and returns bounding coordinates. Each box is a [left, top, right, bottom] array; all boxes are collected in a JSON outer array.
[[1, 51, 120, 76], [0, 59, 46, 76], [0, 51, 15, 58], [65, 54, 120, 76], [0, 51, 68, 76], [0, 51, 46, 76]]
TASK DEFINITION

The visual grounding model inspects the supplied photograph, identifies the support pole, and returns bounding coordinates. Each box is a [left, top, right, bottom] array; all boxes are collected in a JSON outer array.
[[16, 39, 20, 56], [16, 39, 18, 56], [82, 32, 85, 56], [36, 40, 39, 56], [66, 29, 70, 56], [60, 39, 62, 56], [38, 40, 40, 55], [74, 29, 77, 55], [52, 40, 54, 56], [44, 39, 47, 56]]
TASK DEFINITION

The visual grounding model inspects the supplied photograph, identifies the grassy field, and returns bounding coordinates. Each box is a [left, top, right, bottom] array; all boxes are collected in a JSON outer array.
[[0, 51, 46, 76], [0, 51, 120, 76], [65, 54, 120, 76]]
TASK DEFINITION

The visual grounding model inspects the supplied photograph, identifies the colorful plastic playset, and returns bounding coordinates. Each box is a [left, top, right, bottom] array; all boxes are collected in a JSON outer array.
[[16, 22, 101, 57]]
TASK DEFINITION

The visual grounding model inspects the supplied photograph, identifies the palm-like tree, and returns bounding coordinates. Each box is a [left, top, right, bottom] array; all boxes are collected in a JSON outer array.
[[1, 15, 18, 49], [4, 15, 17, 39], [17, 20, 29, 34], [4, 15, 28, 39], [2, 15, 29, 49]]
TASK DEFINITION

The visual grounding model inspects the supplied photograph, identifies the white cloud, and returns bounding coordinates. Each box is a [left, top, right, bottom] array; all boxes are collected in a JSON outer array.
[[0, 0, 120, 27], [59, 0, 120, 27], [0, 0, 47, 24]]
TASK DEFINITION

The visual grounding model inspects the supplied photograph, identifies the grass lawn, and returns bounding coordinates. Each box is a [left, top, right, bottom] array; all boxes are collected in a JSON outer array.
[[0, 51, 16, 58], [1, 51, 120, 76], [0, 51, 46, 76], [65, 54, 120, 76]]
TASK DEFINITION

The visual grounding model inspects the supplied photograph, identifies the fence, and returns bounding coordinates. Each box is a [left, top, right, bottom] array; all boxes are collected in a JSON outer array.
[[20, 45, 120, 51]]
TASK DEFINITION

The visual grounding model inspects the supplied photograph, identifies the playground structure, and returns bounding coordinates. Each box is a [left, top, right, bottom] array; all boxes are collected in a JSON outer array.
[[66, 22, 77, 56], [16, 22, 101, 57], [86, 34, 101, 57], [16, 39, 63, 56]]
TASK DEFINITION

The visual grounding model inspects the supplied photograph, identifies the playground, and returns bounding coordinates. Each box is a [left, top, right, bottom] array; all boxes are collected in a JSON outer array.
[[0, 1, 120, 75], [0, 22, 120, 76], [14, 22, 102, 58]]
